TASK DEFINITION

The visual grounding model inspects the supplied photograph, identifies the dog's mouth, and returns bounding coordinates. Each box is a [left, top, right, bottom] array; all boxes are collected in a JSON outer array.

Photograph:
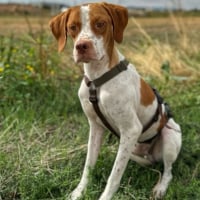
[[74, 54, 96, 63], [74, 39, 104, 63], [74, 50, 104, 63]]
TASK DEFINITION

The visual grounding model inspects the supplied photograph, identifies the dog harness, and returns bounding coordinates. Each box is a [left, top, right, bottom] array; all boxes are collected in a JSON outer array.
[[84, 60, 172, 143]]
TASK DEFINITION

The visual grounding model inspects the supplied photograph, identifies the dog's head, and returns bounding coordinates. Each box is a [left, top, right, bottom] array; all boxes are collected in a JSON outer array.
[[49, 2, 128, 63]]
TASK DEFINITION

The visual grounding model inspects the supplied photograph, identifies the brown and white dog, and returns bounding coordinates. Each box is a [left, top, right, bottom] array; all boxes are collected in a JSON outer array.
[[50, 2, 182, 200]]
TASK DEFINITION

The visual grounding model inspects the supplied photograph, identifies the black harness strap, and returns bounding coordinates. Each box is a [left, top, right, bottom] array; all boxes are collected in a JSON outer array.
[[84, 60, 170, 143], [89, 81, 120, 138], [92, 59, 129, 87], [142, 88, 163, 133], [84, 60, 129, 138], [142, 103, 160, 133], [138, 90, 163, 143]]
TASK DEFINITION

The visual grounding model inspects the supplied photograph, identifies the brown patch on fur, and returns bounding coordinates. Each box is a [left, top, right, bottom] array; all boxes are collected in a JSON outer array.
[[89, 3, 115, 63], [109, 47, 119, 68], [49, 6, 81, 52], [140, 78, 155, 106], [89, 3, 127, 66], [101, 2, 128, 43], [66, 6, 81, 40]]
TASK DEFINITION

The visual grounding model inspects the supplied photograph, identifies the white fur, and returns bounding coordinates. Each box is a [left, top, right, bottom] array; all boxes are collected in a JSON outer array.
[[69, 4, 182, 200], [73, 5, 106, 66]]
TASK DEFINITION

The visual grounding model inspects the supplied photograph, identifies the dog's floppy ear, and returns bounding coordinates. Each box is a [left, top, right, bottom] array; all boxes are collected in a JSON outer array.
[[102, 2, 128, 43], [49, 10, 70, 52]]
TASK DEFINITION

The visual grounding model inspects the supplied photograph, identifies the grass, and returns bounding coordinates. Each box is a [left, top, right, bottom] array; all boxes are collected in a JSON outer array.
[[0, 13, 200, 200]]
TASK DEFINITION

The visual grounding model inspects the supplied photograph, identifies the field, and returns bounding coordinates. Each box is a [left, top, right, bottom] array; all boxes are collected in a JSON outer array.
[[0, 13, 200, 200]]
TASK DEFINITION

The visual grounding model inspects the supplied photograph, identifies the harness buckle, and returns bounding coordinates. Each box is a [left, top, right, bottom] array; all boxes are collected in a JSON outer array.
[[89, 95, 98, 103], [164, 102, 173, 118], [89, 83, 98, 103]]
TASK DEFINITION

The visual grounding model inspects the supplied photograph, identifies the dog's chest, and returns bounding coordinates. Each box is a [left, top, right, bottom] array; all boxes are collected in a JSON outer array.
[[78, 66, 157, 132]]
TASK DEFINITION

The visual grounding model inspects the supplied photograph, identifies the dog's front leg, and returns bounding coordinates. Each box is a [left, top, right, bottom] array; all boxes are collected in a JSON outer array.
[[99, 124, 142, 200], [70, 120, 104, 200]]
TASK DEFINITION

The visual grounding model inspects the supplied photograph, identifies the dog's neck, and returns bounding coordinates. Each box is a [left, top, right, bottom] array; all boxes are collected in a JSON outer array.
[[83, 47, 125, 81]]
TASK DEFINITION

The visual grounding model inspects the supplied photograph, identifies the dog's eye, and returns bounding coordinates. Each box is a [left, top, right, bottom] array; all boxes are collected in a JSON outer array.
[[95, 21, 105, 29], [69, 24, 77, 31], [67, 24, 80, 38]]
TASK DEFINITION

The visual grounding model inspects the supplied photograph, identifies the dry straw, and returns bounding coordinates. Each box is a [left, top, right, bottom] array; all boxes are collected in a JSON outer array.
[[126, 15, 200, 80]]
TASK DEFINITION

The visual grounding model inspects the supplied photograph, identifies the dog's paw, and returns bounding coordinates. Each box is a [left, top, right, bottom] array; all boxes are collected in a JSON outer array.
[[69, 187, 83, 200], [153, 183, 167, 199], [99, 195, 108, 200]]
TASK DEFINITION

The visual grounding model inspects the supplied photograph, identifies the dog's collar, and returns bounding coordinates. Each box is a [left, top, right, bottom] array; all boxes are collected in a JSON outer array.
[[84, 59, 129, 88]]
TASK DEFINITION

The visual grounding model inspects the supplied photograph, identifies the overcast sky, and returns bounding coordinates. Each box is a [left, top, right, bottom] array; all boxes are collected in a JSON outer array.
[[0, 0, 200, 10]]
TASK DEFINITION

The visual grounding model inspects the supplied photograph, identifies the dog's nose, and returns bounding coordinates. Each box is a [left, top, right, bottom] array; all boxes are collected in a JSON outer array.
[[76, 42, 89, 51], [75, 40, 91, 54]]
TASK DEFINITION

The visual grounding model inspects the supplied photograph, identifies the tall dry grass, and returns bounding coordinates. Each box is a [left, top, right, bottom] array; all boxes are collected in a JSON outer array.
[[2, 14, 199, 81], [122, 15, 200, 80]]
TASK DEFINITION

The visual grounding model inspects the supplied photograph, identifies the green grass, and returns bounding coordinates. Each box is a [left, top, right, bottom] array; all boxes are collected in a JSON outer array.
[[0, 15, 200, 200]]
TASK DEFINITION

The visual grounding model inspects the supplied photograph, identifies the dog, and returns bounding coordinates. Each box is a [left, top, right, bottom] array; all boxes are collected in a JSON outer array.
[[49, 2, 182, 200]]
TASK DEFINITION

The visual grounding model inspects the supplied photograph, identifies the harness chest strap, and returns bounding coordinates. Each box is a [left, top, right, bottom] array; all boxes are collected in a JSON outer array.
[[84, 60, 166, 143], [84, 60, 129, 139]]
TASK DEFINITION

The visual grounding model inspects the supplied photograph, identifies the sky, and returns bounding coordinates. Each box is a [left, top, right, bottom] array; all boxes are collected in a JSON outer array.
[[0, 0, 200, 10]]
